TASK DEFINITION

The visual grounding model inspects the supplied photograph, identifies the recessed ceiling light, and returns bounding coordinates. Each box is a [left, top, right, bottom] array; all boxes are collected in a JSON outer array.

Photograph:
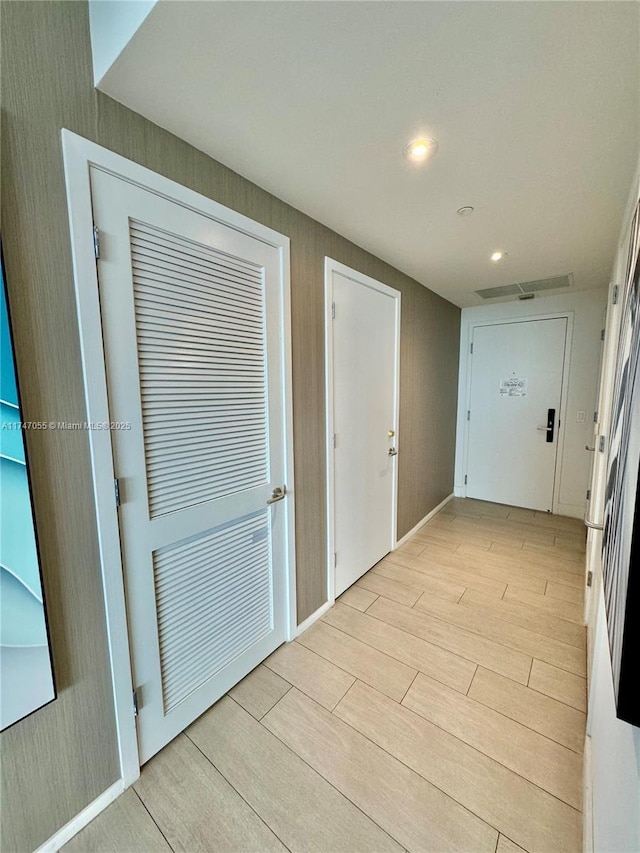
[[404, 138, 438, 163], [490, 251, 507, 262], [457, 206, 474, 216]]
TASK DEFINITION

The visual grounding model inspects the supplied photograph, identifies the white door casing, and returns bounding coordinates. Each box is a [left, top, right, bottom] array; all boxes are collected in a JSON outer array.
[[465, 317, 569, 512], [584, 282, 623, 669], [62, 131, 295, 780], [325, 259, 400, 599], [582, 300, 608, 638]]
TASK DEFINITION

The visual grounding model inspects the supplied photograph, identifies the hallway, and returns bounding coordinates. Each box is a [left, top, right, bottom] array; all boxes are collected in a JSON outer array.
[[66, 498, 586, 853]]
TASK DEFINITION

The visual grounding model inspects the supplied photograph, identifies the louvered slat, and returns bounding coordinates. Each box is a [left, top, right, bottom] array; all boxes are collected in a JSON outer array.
[[157, 552, 269, 636], [129, 220, 268, 517], [135, 288, 261, 317], [155, 537, 267, 596], [149, 473, 266, 506], [130, 228, 264, 288], [153, 512, 272, 711], [148, 455, 266, 490]]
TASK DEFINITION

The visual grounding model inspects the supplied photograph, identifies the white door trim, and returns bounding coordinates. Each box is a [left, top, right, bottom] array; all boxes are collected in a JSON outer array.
[[61, 129, 296, 788], [324, 258, 401, 606], [460, 311, 574, 514]]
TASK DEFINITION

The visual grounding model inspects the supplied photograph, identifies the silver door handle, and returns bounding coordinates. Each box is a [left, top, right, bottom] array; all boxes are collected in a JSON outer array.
[[388, 448, 398, 456], [584, 515, 603, 531], [585, 445, 596, 452], [267, 486, 286, 504]]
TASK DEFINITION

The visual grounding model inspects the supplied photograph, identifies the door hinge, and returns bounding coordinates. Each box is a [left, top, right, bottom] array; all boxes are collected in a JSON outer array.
[[132, 689, 139, 717], [464, 474, 468, 485], [612, 285, 619, 305], [93, 225, 101, 260], [331, 302, 336, 319], [586, 489, 591, 501], [587, 570, 593, 588], [599, 435, 606, 453], [467, 410, 471, 421], [114, 478, 121, 507], [470, 342, 474, 354], [334, 552, 337, 569], [600, 328, 605, 341], [332, 433, 336, 448], [593, 411, 598, 423]]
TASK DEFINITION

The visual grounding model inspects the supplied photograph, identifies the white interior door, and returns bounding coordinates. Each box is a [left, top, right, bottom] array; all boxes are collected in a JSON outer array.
[[466, 318, 567, 511], [90, 167, 291, 763], [328, 263, 400, 597]]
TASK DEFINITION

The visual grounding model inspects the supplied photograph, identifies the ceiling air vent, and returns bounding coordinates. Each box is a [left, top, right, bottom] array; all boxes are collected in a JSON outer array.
[[475, 284, 522, 299], [475, 273, 574, 300]]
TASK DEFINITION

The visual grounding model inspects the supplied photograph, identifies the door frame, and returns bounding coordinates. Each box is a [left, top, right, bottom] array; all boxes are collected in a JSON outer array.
[[61, 130, 297, 787], [460, 311, 574, 514], [324, 258, 401, 606]]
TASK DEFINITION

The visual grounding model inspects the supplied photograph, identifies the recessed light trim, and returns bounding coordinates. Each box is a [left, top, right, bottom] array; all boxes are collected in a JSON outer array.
[[404, 137, 438, 163], [490, 251, 507, 262]]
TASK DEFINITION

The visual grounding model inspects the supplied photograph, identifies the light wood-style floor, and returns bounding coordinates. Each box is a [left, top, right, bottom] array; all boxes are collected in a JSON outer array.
[[65, 498, 587, 853]]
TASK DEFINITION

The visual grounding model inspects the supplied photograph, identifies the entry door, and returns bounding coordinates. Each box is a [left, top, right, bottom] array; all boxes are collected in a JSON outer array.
[[466, 318, 567, 511], [329, 263, 400, 596], [90, 168, 290, 763]]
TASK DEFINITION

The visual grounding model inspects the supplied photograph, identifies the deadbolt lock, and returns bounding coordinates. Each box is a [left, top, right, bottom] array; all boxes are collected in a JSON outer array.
[[388, 429, 395, 437]]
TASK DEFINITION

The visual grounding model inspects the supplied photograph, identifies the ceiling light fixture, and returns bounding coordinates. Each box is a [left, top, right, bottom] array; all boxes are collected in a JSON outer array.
[[457, 206, 474, 216], [490, 251, 507, 262], [404, 137, 438, 163]]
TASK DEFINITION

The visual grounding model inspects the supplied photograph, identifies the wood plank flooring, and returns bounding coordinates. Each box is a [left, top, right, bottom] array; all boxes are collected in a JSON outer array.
[[65, 498, 586, 853]]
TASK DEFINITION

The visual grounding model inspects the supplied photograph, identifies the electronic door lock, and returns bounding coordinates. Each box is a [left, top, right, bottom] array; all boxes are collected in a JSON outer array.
[[537, 409, 556, 441], [545, 408, 556, 443]]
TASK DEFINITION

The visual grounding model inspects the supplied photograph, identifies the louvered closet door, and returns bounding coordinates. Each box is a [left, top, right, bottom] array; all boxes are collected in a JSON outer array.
[[89, 168, 290, 763]]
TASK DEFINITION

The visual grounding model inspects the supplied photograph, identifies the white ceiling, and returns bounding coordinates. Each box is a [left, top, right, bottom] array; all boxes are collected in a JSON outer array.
[[97, 1, 639, 307]]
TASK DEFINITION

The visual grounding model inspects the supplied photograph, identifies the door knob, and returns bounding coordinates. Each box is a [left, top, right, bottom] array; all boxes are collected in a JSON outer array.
[[388, 447, 398, 456], [267, 486, 286, 504], [585, 445, 596, 452]]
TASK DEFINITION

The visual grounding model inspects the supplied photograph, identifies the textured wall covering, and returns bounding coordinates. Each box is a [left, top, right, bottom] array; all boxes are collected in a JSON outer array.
[[0, 2, 460, 849], [0, 5, 119, 852]]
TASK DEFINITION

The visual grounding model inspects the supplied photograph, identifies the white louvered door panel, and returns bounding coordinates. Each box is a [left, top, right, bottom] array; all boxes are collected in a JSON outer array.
[[129, 220, 269, 516], [90, 168, 290, 763]]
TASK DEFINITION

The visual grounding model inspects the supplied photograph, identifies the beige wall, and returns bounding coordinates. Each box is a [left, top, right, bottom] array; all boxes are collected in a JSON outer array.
[[0, 3, 460, 849]]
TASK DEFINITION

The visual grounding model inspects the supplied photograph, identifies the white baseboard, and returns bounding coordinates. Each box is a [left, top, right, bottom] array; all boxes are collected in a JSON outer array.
[[583, 734, 594, 853], [294, 600, 332, 637], [395, 493, 454, 548], [35, 779, 125, 853]]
